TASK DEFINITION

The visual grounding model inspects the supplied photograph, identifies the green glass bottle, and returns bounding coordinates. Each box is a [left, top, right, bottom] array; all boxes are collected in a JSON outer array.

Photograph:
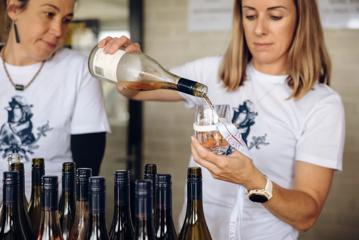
[[59, 162, 76, 240], [133, 180, 156, 240], [10, 162, 29, 209], [69, 168, 92, 240], [88, 176, 109, 240], [179, 167, 212, 240], [144, 163, 158, 228], [28, 158, 45, 235], [109, 170, 134, 240], [155, 174, 177, 240], [37, 176, 64, 239], [0, 171, 34, 239], [9, 162, 33, 236]]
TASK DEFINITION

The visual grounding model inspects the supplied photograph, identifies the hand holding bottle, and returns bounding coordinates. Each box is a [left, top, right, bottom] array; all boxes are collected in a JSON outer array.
[[91, 36, 208, 100], [98, 36, 141, 54]]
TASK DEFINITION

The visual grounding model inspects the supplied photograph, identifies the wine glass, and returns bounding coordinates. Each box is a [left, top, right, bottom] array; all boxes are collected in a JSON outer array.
[[193, 104, 231, 155]]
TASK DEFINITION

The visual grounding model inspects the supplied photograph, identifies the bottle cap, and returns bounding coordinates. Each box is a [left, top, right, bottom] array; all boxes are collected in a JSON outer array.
[[63, 162, 76, 172], [157, 174, 171, 188], [3, 171, 19, 185], [114, 170, 130, 183], [76, 168, 92, 182], [144, 163, 157, 175], [89, 176, 105, 191], [42, 176, 58, 190], [187, 167, 202, 182], [135, 180, 152, 196], [32, 158, 44, 168], [9, 162, 24, 172]]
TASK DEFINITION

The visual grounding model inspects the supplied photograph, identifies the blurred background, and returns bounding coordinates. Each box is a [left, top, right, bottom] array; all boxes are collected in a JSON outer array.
[[1, 0, 358, 239]]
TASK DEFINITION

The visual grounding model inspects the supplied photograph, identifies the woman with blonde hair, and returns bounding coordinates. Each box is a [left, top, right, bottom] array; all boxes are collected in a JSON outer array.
[[100, 0, 344, 239]]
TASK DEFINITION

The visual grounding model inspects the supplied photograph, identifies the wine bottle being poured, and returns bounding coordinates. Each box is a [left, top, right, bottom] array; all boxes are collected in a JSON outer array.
[[88, 46, 208, 97]]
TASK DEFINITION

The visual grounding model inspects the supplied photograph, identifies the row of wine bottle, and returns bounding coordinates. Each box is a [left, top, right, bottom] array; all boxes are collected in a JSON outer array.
[[0, 158, 212, 240]]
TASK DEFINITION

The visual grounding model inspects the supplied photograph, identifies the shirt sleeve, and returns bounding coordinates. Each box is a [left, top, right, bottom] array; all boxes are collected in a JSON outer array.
[[70, 59, 110, 134], [296, 94, 345, 170]]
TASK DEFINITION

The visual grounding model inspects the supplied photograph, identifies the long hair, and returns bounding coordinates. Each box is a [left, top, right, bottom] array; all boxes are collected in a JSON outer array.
[[219, 0, 331, 99]]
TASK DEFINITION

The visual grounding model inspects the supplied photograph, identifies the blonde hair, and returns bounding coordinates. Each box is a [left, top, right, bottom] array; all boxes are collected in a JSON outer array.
[[220, 0, 331, 99]]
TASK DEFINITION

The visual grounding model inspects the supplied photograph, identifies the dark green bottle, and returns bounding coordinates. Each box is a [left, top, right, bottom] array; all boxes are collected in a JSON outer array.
[[179, 167, 212, 240], [0, 171, 34, 239], [28, 158, 45, 235], [88, 176, 109, 240], [69, 168, 92, 240], [155, 174, 177, 240], [133, 180, 156, 240], [109, 170, 134, 240], [144, 163, 158, 228], [9, 162, 33, 236], [37, 176, 64, 239], [10, 162, 29, 209], [59, 162, 76, 240]]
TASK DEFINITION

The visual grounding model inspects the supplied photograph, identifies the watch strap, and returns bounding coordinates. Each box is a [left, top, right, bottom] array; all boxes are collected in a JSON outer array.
[[247, 176, 273, 202]]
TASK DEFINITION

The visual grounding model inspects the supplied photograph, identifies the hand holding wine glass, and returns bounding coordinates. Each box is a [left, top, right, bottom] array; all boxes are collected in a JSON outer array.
[[193, 104, 231, 155]]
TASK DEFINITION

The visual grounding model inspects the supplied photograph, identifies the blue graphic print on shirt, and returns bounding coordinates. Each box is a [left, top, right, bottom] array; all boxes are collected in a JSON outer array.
[[0, 95, 53, 161], [231, 100, 269, 151]]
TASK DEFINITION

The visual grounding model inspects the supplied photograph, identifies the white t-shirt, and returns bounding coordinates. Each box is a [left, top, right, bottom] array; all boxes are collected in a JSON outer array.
[[0, 48, 110, 198], [173, 57, 345, 240]]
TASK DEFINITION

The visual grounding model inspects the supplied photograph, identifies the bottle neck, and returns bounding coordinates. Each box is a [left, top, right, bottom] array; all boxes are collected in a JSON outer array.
[[89, 190, 108, 238], [62, 172, 75, 193], [187, 180, 202, 201], [32, 167, 44, 186], [114, 182, 130, 206], [156, 186, 173, 218], [30, 185, 41, 202], [135, 194, 154, 224], [41, 189, 58, 211], [176, 78, 207, 97], [76, 180, 89, 201], [90, 190, 106, 216], [113, 182, 132, 219], [185, 180, 205, 219], [2, 183, 19, 209]]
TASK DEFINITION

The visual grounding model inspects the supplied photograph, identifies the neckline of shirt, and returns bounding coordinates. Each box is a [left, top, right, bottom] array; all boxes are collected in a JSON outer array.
[[0, 48, 67, 74], [247, 62, 288, 84]]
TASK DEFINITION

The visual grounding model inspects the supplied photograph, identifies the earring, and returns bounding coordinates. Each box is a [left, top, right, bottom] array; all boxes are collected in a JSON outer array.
[[13, 22, 20, 43]]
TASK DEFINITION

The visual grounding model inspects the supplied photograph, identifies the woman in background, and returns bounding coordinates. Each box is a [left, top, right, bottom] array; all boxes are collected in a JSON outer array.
[[0, 0, 110, 198], [100, 0, 345, 239]]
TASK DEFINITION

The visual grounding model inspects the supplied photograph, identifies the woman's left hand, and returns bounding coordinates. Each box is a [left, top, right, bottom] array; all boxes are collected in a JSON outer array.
[[191, 136, 266, 189]]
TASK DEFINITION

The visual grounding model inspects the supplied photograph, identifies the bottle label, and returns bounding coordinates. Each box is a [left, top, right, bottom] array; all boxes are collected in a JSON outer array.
[[91, 48, 125, 82]]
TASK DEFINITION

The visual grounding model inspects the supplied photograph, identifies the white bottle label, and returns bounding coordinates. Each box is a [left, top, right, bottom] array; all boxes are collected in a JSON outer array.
[[91, 48, 126, 82]]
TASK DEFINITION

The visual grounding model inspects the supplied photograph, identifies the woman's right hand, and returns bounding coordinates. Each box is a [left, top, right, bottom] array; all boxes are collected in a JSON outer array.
[[98, 36, 141, 54]]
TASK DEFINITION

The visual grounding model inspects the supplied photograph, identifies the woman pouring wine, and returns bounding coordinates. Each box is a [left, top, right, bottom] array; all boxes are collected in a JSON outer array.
[[98, 0, 345, 239]]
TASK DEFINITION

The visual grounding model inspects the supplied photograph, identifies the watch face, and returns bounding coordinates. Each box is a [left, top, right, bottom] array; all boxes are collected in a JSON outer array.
[[249, 193, 268, 203]]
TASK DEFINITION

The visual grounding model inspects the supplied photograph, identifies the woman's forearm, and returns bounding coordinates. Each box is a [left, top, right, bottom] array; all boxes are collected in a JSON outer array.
[[264, 183, 320, 232]]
